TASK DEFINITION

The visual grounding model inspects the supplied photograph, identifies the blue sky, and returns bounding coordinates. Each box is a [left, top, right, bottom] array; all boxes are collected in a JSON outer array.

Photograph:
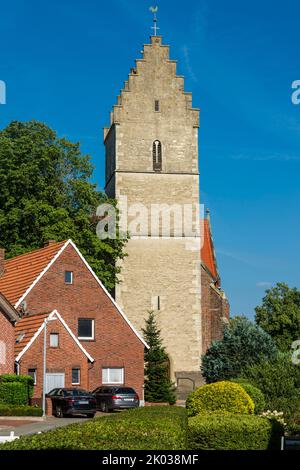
[[1, 0, 300, 319]]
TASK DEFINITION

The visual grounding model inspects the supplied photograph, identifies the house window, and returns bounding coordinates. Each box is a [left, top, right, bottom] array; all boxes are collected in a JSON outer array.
[[65, 271, 73, 284], [153, 140, 162, 172], [28, 368, 37, 385], [78, 319, 95, 340], [102, 367, 124, 385], [155, 100, 160, 112], [72, 368, 81, 385], [50, 333, 59, 348]]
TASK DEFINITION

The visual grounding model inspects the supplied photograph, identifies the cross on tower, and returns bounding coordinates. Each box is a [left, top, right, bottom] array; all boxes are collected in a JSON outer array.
[[150, 6, 159, 36]]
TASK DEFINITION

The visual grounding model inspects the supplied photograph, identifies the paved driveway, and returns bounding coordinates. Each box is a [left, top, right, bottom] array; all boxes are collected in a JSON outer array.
[[0, 412, 105, 437]]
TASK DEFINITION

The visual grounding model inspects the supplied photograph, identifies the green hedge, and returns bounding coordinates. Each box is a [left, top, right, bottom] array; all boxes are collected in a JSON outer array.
[[0, 406, 187, 450], [0, 382, 28, 405], [230, 380, 265, 414], [0, 404, 42, 417], [186, 381, 254, 417], [188, 413, 283, 450]]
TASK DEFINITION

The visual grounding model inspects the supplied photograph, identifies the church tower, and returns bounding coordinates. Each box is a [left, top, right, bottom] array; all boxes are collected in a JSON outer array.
[[104, 34, 203, 394]]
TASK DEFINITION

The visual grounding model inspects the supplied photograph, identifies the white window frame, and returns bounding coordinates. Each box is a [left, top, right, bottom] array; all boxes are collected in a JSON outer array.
[[50, 333, 59, 348], [78, 319, 95, 341], [65, 271, 73, 285], [72, 368, 81, 385], [102, 367, 124, 385], [28, 368, 37, 385]]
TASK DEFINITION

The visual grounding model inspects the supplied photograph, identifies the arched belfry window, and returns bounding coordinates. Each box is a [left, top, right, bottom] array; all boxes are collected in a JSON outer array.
[[153, 140, 162, 172]]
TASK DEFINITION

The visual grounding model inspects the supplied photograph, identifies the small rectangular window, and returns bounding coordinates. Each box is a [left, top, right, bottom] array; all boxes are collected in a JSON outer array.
[[102, 367, 124, 385], [65, 271, 73, 284], [155, 100, 160, 112], [50, 333, 59, 348], [72, 368, 80, 385], [28, 368, 37, 385], [78, 319, 95, 340]]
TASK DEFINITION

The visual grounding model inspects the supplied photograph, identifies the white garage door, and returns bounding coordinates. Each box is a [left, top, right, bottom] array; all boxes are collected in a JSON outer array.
[[46, 373, 65, 393]]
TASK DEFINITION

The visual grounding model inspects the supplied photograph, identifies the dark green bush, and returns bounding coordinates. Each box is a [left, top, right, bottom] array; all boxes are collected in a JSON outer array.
[[0, 406, 187, 450], [230, 379, 265, 414], [0, 375, 34, 401], [0, 382, 28, 405], [186, 381, 254, 417], [239, 353, 300, 418], [188, 413, 283, 450], [0, 404, 42, 417]]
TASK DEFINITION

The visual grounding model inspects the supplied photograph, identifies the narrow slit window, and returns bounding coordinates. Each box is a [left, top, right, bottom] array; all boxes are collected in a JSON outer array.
[[153, 140, 162, 172], [155, 100, 160, 112]]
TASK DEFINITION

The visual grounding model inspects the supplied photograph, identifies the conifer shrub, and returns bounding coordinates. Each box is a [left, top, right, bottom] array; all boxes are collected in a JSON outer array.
[[186, 381, 255, 417]]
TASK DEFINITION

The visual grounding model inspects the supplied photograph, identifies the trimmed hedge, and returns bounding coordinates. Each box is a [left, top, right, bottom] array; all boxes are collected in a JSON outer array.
[[0, 375, 34, 405], [186, 381, 255, 417], [0, 406, 187, 450], [0, 404, 43, 417], [230, 380, 265, 414], [188, 413, 283, 450]]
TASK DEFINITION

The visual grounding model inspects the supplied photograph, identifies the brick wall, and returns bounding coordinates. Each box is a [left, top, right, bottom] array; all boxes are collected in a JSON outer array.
[[201, 266, 230, 354], [20, 244, 145, 398], [0, 311, 15, 374], [19, 318, 89, 399]]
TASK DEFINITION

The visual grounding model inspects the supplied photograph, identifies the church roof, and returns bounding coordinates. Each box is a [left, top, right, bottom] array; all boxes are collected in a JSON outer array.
[[201, 218, 219, 280]]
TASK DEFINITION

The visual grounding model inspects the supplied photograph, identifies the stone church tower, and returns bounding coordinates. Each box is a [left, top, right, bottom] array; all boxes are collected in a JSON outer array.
[[104, 35, 204, 394]]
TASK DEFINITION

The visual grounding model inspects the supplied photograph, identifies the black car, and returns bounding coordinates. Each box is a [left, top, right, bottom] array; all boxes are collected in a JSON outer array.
[[92, 386, 139, 412], [47, 388, 97, 418]]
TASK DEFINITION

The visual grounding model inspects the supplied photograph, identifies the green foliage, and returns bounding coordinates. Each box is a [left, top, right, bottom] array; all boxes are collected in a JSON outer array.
[[142, 312, 176, 405], [239, 353, 300, 418], [0, 374, 34, 399], [188, 413, 283, 450], [255, 283, 300, 351], [0, 120, 128, 291], [0, 382, 28, 405], [0, 406, 187, 450], [201, 316, 278, 383], [230, 379, 266, 414], [0, 404, 42, 416], [186, 381, 254, 417]]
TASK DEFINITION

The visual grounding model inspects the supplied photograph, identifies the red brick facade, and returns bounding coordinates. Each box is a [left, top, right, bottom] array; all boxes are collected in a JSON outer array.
[[16, 243, 145, 399], [0, 310, 15, 374], [201, 265, 230, 354]]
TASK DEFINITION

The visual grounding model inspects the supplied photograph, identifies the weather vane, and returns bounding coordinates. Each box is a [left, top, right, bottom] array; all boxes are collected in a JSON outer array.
[[149, 6, 159, 36]]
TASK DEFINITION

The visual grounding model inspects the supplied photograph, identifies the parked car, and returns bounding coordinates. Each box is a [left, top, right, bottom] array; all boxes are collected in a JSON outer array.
[[47, 388, 97, 418], [92, 386, 139, 412]]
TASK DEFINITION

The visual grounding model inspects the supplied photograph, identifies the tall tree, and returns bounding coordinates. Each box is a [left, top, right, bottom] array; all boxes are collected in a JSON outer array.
[[255, 283, 300, 351], [0, 120, 127, 291], [201, 316, 278, 383], [142, 311, 176, 404]]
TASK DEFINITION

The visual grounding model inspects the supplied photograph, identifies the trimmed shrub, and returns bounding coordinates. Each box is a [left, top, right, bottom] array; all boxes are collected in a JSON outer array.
[[188, 413, 283, 450], [0, 382, 28, 405], [0, 404, 43, 417], [0, 375, 34, 401], [186, 381, 254, 417], [230, 379, 265, 414], [0, 406, 187, 450]]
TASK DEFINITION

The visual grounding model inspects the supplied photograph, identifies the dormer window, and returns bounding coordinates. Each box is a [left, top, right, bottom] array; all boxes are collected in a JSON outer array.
[[153, 140, 162, 172]]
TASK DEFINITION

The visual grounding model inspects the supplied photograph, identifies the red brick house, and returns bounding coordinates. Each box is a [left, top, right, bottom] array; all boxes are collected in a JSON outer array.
[[0, 291, 20, 375], [201, 212, 230, 354], [0, 240, 147, 399]]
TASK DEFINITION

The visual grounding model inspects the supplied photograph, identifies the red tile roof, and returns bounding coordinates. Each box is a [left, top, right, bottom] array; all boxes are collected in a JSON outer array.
[[0, 241, 67, 306], [15, 312, 50, 356], [201, 219, 218, 280]]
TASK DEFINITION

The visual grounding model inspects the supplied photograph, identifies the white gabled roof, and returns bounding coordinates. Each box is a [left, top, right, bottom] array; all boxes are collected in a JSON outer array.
[[15, 239, 149, 349], [15, 309, 95, 363]]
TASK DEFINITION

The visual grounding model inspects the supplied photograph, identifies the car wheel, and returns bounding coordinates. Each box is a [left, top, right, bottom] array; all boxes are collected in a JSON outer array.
[[56, 406, 64, 418], [100, 402, 108, 413], [86, 413, 95, 418]]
